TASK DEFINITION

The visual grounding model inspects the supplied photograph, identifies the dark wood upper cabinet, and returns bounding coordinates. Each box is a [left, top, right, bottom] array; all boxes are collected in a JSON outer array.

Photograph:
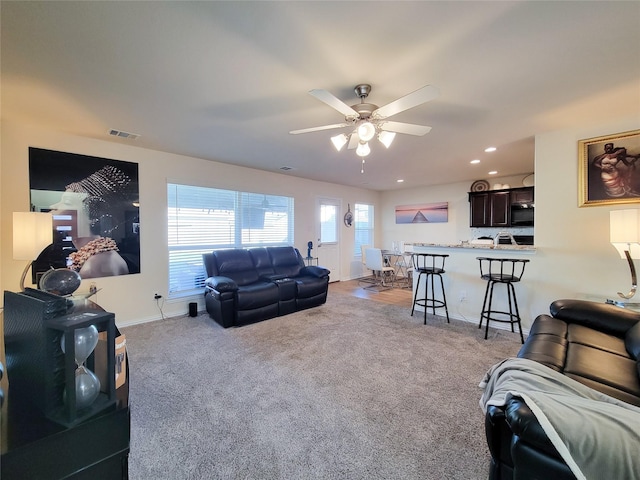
[[490, 191, 510, 226], [469, 187, 533, 227], [470, 193, 490, 226], [511, 188, 534, 205]]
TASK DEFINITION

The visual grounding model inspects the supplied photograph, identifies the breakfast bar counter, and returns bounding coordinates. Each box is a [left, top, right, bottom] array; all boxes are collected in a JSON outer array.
[[408, 242, 536, 253]]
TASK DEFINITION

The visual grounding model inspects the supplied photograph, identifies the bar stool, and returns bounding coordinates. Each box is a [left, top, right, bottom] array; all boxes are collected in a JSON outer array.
[[411, 253, 450, 324], [477, 257, 529, 343]]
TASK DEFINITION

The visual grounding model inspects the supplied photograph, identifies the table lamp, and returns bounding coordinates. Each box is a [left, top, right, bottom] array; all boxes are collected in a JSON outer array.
[[610, 209, 640, 300], [13, 211, 53, 291]]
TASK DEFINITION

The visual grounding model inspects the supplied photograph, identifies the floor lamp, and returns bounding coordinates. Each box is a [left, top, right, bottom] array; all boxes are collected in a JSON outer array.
[[610, 209, 640, 303], [13, 212, 53, 291]]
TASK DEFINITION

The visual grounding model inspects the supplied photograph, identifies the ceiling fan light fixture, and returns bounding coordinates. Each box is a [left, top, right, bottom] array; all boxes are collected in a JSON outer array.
[[356, 142, 370, 157], [331, 133, 348, 151], [378, 131, 396, 148], [357, 122, 376, 142], [293, 83, 438, 168]]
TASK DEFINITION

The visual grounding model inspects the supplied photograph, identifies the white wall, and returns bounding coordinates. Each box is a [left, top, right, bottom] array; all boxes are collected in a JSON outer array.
[[3, 116, 638, 329], [0, 121, 379, 326], [380, 115, 639, 331]]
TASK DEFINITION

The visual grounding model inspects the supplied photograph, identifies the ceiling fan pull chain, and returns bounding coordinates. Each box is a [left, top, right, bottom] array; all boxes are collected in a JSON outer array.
[[361, 159, 365, 174]]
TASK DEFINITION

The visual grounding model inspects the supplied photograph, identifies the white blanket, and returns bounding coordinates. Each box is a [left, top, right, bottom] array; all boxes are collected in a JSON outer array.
[[479, 358, 640, 480]]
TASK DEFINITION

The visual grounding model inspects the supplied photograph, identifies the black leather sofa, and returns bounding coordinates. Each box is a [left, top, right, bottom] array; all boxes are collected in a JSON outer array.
[[203, 246, 330, 328], [485, 299, 640, 480]]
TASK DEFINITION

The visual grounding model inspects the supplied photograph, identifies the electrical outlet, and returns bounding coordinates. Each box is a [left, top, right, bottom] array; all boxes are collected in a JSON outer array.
[[154, 293, 162, 300], [459, 290, 467, 303]]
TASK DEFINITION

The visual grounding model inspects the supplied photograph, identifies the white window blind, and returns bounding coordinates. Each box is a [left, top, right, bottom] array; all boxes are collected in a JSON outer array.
[[354, 203, 374, 256], [167, 183, 294, 297]]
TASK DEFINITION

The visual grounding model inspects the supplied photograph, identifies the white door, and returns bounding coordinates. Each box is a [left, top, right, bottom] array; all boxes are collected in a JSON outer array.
[[317, 197, 341, 282]]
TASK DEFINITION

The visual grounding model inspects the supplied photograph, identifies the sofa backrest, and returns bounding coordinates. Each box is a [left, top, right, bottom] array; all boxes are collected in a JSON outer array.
[[249, 248, 276, 277], [267, 247, 304, 277], [210, 249, 260, 286]]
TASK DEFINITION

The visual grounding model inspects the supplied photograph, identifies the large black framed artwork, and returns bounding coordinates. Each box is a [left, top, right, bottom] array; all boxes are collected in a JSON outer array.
[[29, 148, 140, 280]]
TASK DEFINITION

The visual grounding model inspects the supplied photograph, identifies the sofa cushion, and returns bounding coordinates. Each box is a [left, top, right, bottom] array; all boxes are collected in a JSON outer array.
[[235, 282, 279, 310], [528, 315, 568, 337], [268, 247, 304, 277], [568, 324, 628, 357], [564, 343, 640, 398], [625, 321, 640, 360], [518, 334, 567, 371], [249, 248, 276, 277], [214, 249, 260, 286], [518, 315, 568, 370], [295, 276, 329, 299]]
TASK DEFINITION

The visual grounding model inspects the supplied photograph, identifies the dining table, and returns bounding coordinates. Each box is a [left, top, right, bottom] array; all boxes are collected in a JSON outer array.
[[381, 250, 411, 287]]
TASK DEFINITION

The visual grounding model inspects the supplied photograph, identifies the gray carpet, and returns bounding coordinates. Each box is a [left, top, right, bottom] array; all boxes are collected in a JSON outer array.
[[123, 291, 521, 479]]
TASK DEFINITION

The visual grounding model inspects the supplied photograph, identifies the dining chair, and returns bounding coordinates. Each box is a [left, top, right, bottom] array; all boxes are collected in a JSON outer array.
[[358, 244, 377, 285], [365, 247, 396, 289], [401, 242, 414, 288]]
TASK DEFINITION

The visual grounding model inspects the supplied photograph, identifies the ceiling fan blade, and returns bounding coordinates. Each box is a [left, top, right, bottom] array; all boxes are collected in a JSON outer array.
[[372, 85, 439, 119], [380, 121, 432, 136], [309, 89, 359, 118], [289, 123, 350, 135], [347, 132, 360, 149]]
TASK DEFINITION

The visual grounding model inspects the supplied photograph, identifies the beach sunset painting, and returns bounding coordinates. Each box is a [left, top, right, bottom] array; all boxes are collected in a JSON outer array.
[[395, 202, 448, 224]]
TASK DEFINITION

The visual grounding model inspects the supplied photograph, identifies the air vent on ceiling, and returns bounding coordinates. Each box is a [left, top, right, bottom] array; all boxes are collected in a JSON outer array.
[[279, 166, 294, 171], [108, 129, 140, 140]]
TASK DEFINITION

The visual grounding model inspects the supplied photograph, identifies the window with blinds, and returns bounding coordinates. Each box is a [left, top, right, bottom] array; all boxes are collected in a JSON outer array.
[[167, 183, 294, 297], [354, 203, 374, 257]]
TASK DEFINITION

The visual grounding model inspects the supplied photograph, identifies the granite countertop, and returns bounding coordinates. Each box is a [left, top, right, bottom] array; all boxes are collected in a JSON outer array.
[[409, 242, 536, 252]]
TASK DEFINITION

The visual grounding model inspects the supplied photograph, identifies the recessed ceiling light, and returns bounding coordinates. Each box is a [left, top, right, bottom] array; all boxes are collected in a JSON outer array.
[[485, 147, 497, 153], [397, 179, 404, 183], [470, 159, 480, 164], [488, 170, 498, 175]]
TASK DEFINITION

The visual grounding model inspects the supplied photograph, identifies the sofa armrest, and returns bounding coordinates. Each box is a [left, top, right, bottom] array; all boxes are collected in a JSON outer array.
[[550, 299, 640, 336], [505, 398, 561, 458], [205, 276, 239, 293], [300, 266, 330, 278]]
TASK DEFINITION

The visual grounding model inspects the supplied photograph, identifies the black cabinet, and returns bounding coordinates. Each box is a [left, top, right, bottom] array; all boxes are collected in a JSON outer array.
[[469, 187, 533, 227], [1, 293, 130, 479], [511, 187, 534, 205], [470, 193, 489, 226], [469, 190, 510, 227]]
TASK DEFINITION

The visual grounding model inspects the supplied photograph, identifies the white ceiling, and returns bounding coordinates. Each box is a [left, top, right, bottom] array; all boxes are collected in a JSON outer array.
[[2, 1, 639, 191]]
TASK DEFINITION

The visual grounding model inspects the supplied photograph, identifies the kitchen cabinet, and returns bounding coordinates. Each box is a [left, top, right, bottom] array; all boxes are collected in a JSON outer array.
[[511, 187, 534, 205], [469, 187, 533, 227]]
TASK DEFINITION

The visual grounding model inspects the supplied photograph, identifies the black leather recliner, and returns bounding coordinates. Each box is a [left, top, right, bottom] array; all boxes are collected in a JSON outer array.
[[203, 246, 330, 328], [485, 299, 640, 480]]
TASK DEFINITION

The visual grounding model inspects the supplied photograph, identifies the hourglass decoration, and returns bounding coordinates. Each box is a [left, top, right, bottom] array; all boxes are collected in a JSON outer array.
[[3, 289, 117, 427], [60, 325, 101, 409], [48, 309, 117, 426]]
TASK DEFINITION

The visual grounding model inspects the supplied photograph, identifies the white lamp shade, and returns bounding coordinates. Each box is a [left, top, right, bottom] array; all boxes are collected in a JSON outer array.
[[356, 142, 370, 157], [378, 131, 396, 148], [610, 209, 640, 259], [13, 212, 53, 260], [330, 133, 348, 151], [357, 122, 375, 142]]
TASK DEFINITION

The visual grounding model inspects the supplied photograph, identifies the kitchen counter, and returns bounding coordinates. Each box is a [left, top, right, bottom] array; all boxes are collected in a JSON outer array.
[[409, 242, 536, 252]]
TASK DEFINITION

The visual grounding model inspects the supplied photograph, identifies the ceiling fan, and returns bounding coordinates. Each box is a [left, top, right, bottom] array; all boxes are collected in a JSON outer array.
[[289, 83, 439, 163]]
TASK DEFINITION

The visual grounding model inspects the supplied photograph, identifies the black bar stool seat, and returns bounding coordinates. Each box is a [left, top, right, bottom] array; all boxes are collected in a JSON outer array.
[[411, 253, 450, 324], [477, 257, 529, 343]]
